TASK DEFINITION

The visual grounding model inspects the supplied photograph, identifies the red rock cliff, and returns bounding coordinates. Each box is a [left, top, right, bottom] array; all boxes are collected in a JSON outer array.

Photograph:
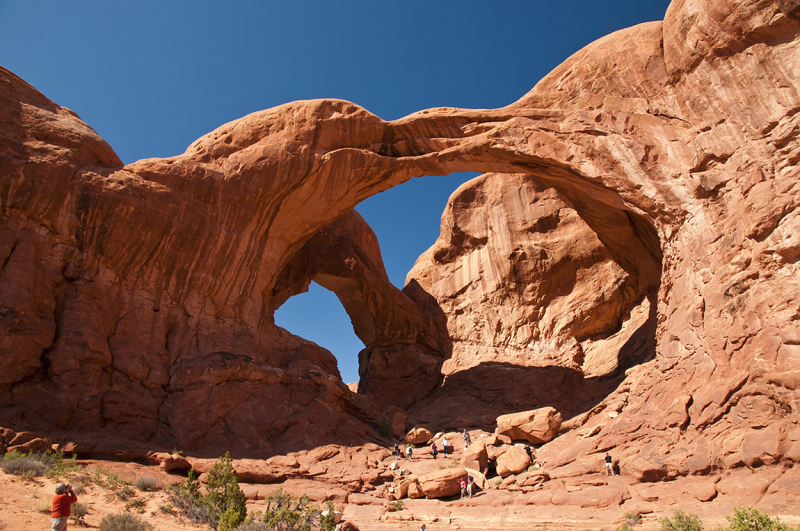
[[0, 0, 798, 474]]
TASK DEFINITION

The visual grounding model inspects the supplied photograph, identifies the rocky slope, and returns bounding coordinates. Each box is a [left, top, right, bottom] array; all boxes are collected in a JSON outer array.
[[0, 0, 798, 498]]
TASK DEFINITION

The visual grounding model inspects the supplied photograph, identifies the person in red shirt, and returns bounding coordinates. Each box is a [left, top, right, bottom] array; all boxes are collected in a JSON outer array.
[[51, 483, 77, 531]]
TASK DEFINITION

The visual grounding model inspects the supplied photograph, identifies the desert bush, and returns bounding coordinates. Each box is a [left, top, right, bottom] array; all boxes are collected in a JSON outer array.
[[1, 450, 82, 480], [660, 510, 703, 531], [624, 512, 643, 526], [116, 485, 135, 501], [126, 498, 146, 514], [133, 475, 160, 492], [251, 488, 323, 531], [617, 525, 634, 531], [70, 501, 90, 524], [0, 455, 48, 477], [158, 502, 174, 514], [46, 451, 82, 479], [165, 470, 213, 527], [205, 452, 247, 529], [390, 500, 405, 511], [320, 501, 336, 531], [726, 507, 795, 531], [98, 512, 152, 531]]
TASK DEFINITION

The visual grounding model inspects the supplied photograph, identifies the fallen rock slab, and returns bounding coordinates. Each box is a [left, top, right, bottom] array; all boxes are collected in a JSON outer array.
[[496, 407, 562, 444]]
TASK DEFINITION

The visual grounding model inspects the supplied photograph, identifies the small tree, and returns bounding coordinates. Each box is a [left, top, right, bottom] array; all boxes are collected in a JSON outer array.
[[205, 452, 247, 529]]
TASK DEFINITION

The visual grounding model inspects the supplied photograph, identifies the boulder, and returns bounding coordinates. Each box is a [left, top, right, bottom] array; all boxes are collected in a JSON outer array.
[[407, 482, 424, 499], [405, 426, 433, 445], [460, 440, 489, 473], [8, 437, 52, 455], [417, 467, 468, 499], [496, 408, 562, 444], [465, 467, 487, 490], [151, 452, 191, 473], [396, 477, 415, 499], [495, 446, 532, 477]]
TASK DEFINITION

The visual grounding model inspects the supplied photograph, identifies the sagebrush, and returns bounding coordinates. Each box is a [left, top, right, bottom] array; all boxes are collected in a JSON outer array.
[[98, 512, 152, 531], [134, 475, 160, 492], [660, 510, 703, 531]]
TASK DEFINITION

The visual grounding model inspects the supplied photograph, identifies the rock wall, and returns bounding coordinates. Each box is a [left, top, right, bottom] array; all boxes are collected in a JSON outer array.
[[0, 0, 798, 475]]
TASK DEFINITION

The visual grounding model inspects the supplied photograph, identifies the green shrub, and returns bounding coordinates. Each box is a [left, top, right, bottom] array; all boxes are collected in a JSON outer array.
[[255, 488, 322, 531], [390, 500, 405, 511], [45, 451, 82, 478], [617, 525, 634, 531], [219, 506, 244, 531], [205, 452, 247, 528], [320, 501, 336, 531], [97, 512, 152, 531], [727, 507, 795, 531], [92, 467, 129, 490], [166, 457, 246, 529], [133, 476, 160, 492], [660, 510, 703, 531]]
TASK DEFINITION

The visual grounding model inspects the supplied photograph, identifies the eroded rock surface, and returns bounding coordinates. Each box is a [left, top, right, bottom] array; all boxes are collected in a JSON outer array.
[[0, 0, 798, 492]]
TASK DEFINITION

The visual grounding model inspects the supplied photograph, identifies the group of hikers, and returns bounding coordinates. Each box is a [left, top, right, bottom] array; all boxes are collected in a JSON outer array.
[[392, 430, 471, 460]]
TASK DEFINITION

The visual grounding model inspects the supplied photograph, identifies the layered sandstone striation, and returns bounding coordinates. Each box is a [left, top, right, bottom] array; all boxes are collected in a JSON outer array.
[[0, 0, 798, 497]]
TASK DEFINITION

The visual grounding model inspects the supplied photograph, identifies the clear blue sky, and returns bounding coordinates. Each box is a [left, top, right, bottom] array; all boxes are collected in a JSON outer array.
[[0, 0, 671, 383]]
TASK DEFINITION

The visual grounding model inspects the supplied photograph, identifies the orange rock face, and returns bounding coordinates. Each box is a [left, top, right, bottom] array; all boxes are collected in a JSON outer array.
[[0, 0, 799, 496]]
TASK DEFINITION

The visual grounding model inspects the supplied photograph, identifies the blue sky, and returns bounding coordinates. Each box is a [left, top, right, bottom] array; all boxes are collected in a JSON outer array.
[[0, 0, 672, 383]]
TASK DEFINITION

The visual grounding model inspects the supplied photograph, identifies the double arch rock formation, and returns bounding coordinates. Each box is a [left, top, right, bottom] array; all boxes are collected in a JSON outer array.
[[1, 0, 799, 482]]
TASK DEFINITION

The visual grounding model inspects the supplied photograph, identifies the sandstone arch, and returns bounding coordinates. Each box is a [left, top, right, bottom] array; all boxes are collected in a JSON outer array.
[[0, 0, 798, 476]]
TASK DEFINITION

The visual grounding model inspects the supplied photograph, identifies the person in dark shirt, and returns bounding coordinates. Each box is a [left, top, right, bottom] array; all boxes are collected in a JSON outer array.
[[605, 453, 615, 476], [51, 483, 78, 531]]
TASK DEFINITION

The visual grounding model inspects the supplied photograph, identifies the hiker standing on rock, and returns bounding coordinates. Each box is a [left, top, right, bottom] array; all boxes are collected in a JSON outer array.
[[393, 443, 402, 459], [467, 475, 474, 498], [463, 430, 471, 446], [605, 453, 615, 476], [442, 437, 449, 456], [406, 445, 413, 459], [460, 479, 466, 499], [431, 442, 438, 459], [51, 483, 77, 531]]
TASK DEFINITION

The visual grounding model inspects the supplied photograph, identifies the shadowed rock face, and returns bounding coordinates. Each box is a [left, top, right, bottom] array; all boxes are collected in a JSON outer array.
[[1, 0, 799, 476]]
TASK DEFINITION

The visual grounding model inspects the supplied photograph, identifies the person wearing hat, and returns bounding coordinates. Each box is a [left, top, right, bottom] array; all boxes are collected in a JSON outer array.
[[51, 483, 78, 531]]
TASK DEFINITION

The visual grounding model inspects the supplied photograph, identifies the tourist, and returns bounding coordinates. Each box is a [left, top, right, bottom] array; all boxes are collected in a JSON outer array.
[[524, 444, 533, 460], [605, 453, 615, 476], [467, 475, 474, 497], [419, 525, 426, 531], [442, 437, 449, 456], [431, 442, 438, 459], [460, 478, 466, 499], [463, 429, 471, 446], [51, 483, 77, 531], [393, 443, 402, 459], [406, 445, 413, 459]]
